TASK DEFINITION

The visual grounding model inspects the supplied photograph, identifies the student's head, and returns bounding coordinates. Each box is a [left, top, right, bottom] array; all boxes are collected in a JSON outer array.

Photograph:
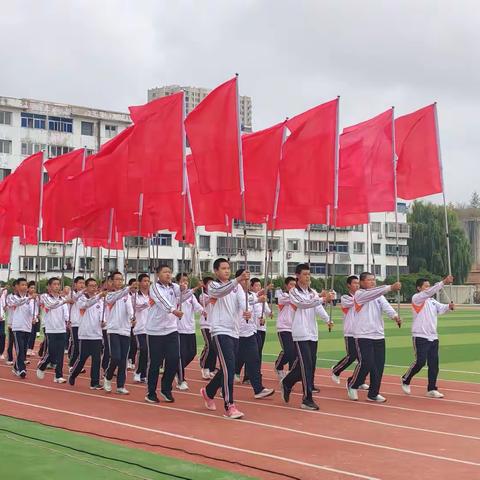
[[202, 276, 214, 288], [27, 281, 36, 294], [48, 277, 61, 294], [284, 276, 296, 292], [63, 285, 71, 296], [110, 271, 124, 290], [359, 272, 375, 289], [74, 276, 85, 291], [295, 264, 310, 287], [346, 275, 360, 294], [416, 278, 430, 292], [16, 278, 28, 295], [128, 278, 137, 289], [250, 277, 262, 293], [235, 268, 247, 287], [138, 273, 150, 290], [11, 279, 18, 292], [156, 264, 172, 284], [213, 258, 230, 282], [175, 272, 188, 283], [85, 278, 97, 295]]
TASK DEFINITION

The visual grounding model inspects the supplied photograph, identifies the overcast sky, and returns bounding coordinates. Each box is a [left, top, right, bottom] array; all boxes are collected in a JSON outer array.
[[2, 0, 478, 203]]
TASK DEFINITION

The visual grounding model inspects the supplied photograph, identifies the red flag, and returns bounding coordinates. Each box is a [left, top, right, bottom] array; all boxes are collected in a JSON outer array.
[[0, 214, 12, 264], [395, 104, 442, 200], [338, 109, 395, 216], [44, 149, 85, 181], [185, 77, 240, 194]]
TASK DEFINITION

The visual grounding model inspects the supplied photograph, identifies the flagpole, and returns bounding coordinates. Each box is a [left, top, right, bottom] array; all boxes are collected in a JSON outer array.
[[22, 225, 28, 282], [369, 215, 376, 270], [366, 222, 370, 272], [324, 206, 330, 288], [235, 74, 249, 309], [124, 237, 130, 280], [100, 208, 115, 332], [60, 228, 67, 289], [261, 217, 270, 319], [307, 224, 311, 267], [179, 90, 188, 311], [391, 107, 401, 317], [33, 150, 45, 319]]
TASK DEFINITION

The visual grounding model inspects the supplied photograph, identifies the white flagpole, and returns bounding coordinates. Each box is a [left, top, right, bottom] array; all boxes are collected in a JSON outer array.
[[324, 205, 330, 286], [330, 97, 340, 295]]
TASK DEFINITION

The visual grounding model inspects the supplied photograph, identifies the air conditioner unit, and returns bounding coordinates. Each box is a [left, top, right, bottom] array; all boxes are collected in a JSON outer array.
[[377, 234, 383, 239], [286, 252, 292, 259], [48, 247, 59, 254]]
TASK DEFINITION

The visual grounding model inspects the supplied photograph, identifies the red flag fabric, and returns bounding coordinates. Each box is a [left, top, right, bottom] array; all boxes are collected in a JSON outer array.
[[338, 109, 395, 216], [44, 149, 85, 181], [242, 122, 285, 223], [0, 214, 12, 264], [395, 104, 442, 200], [185, 77, 240, 194]]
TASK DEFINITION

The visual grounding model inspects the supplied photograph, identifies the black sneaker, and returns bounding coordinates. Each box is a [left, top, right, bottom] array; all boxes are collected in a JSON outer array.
[[301, 399, 320, 411], [281, 380, 291, 404], [68, 375, 75, 386], [160, 391, 175, 403], [145, 393, 160, 404], [89, 384, 103, 390], [312, 385, 320, 393], [20, 370, 27, 378]]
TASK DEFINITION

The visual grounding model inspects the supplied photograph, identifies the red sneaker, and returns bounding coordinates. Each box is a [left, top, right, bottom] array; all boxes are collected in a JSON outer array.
[[200, 387, 216, 411], [224, 403, 244, 419]]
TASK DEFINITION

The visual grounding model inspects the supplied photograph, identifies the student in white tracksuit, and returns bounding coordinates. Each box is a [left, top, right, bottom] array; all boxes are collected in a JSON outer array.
[[401, 275, 454, 398], [68, 276, 85, 369], [346, 272, 401, 403], [281, 264, 333, 411], [132, 273, 151, 383], [198, 276, 217, 379], [69, 278, 105, 389]]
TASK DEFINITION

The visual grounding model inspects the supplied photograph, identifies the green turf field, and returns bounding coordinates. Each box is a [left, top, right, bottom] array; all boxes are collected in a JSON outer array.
[[197, 306, 480, 383], [0, 415, 256, 480]]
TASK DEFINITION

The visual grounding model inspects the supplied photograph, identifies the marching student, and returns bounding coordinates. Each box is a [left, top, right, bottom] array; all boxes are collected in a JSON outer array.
[[127, 278, 138, 371], [101, 277, 113, 375], [37, 277, 73, 383], [198, 276, 217, 379], [175, 272, 204, 391], [235, 270, 275, 399], [69, 278, 105, 389], [104, 271, 135, 395], [401, 275, 454, 398], [274, 276, 297, 380], [250, 278, 271, 363], [5, 280, 18, 365], [281, 263, 333, 411], [346, 272, 401, 403], [0, 285, 7, 361], [27, 281, 40, 356], [200, 258, 251, 420], [9, 278, 35, 378], [331, 275, 368, 390], [132, 273, 150, 383], [145, 264, 193, 404], [68, 276, 85, 370]]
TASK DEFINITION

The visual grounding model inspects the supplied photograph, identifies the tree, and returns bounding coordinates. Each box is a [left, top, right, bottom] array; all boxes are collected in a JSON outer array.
[[408, 201, 472, 284], [470, 191, 480, 209]]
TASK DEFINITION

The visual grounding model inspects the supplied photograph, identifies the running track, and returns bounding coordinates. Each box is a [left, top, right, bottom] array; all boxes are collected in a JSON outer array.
[[0, 358, 479, 480]]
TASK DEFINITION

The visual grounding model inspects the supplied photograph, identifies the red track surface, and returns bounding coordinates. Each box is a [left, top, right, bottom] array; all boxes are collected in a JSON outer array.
[[0, 356, 479, 480]]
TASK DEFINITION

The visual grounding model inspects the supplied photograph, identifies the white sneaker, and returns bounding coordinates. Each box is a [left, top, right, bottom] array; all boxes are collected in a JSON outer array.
[[6, 360, 14, 366], [176, 381, 189, 391], [209, 371, 216, 378], [367, 394, 386, 403], [116, 387, 130, 395], [103, 378, 112, 392], [254, 388, 275, 399], [133, 373, 142, 382], [69, 367, 73, 374], [127, 360, 134, 370], [427, 390, 444, 398], [359, 383, 369, 390], [331, 372, 340, 385], [54, 377, 66, 384], [36, 369, 45, 380], [347, 384, 358, 401], [234, 374, 241, 383], [0, 354, 4, 360], [401, 381, 411, 395], [201, 368, 211, 379]]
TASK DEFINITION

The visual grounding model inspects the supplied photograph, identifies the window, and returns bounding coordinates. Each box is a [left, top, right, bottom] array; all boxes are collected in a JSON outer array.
[[199, 235, 210, 251], [125, 236, 149, 248], [310, 224, 328, 231], [177, 259, 191, 273], [20, 256, 47, 272], [47, 257, 73, 272], [217, 236, 240, 255], [335, 242, 349, 253], [232, 261, 262, 274], [154, 258, 174, 270], [287, 239, 300, 251], [103, 257, 118, 273], [86, 148, 95, 156], [0, 139, 12, 154], [353, 242, 365, 254], [309, 263, 326, 275], [385, 222, 410, 237], [354, 264, 364, 275], [81, 121, 94, 136], [246, 237, 262, 251], [372, 264, 382, 276], [151, 233, 172, 246], [49, 145, 73, 157], [21, 112, 46, 129], [0, 110, 12, 125], [127, 258, 151, 273], [0, 168, 11, 180], [105, 124, 117, 138], [385, 244, 409, 256], [270, 262, 280, 275], [199, 260, 211, 273], [79, 257, 95, 272], [371, 222, 381, 233], [372, 243, 381, 255], [304, 240, 327, 254], [21, 142, 46, 156], [43, 172, 49, 185], [267, 237, 280, 251], [48, 116, 73, 133], [0, 263, 9, 269], [333, 264, 350, 275], [386, 265, 409, 277], [352, 225, 364, 232], [397, 202, 408, 214], [233, 219, 262, 229]]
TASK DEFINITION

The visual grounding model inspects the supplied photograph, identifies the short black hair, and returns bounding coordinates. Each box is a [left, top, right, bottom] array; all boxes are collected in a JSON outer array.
[[128, 278, 136, 286], [235, 268, 245, 278], [138, 273, 149, 282], [359, 272, 374, 281], [47, 277, 60, 286], [155, 264, 172, 273], [175, 272, 188, 282], [16, 277, 27, 285], [295, 263, 310, 275], [12, 280, 18, 287], [416, 278, 429, 290], [285, 276, 296, 285], [202, 276, 214, 286], [27, 281, 36, 288], [85, 278, 97, 286], [213, 258, 229, 271], [74, 276, 85, 284], [347, 275, 358, 285], [110, 271, 123, 280], [250, 277, 261, 287]]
